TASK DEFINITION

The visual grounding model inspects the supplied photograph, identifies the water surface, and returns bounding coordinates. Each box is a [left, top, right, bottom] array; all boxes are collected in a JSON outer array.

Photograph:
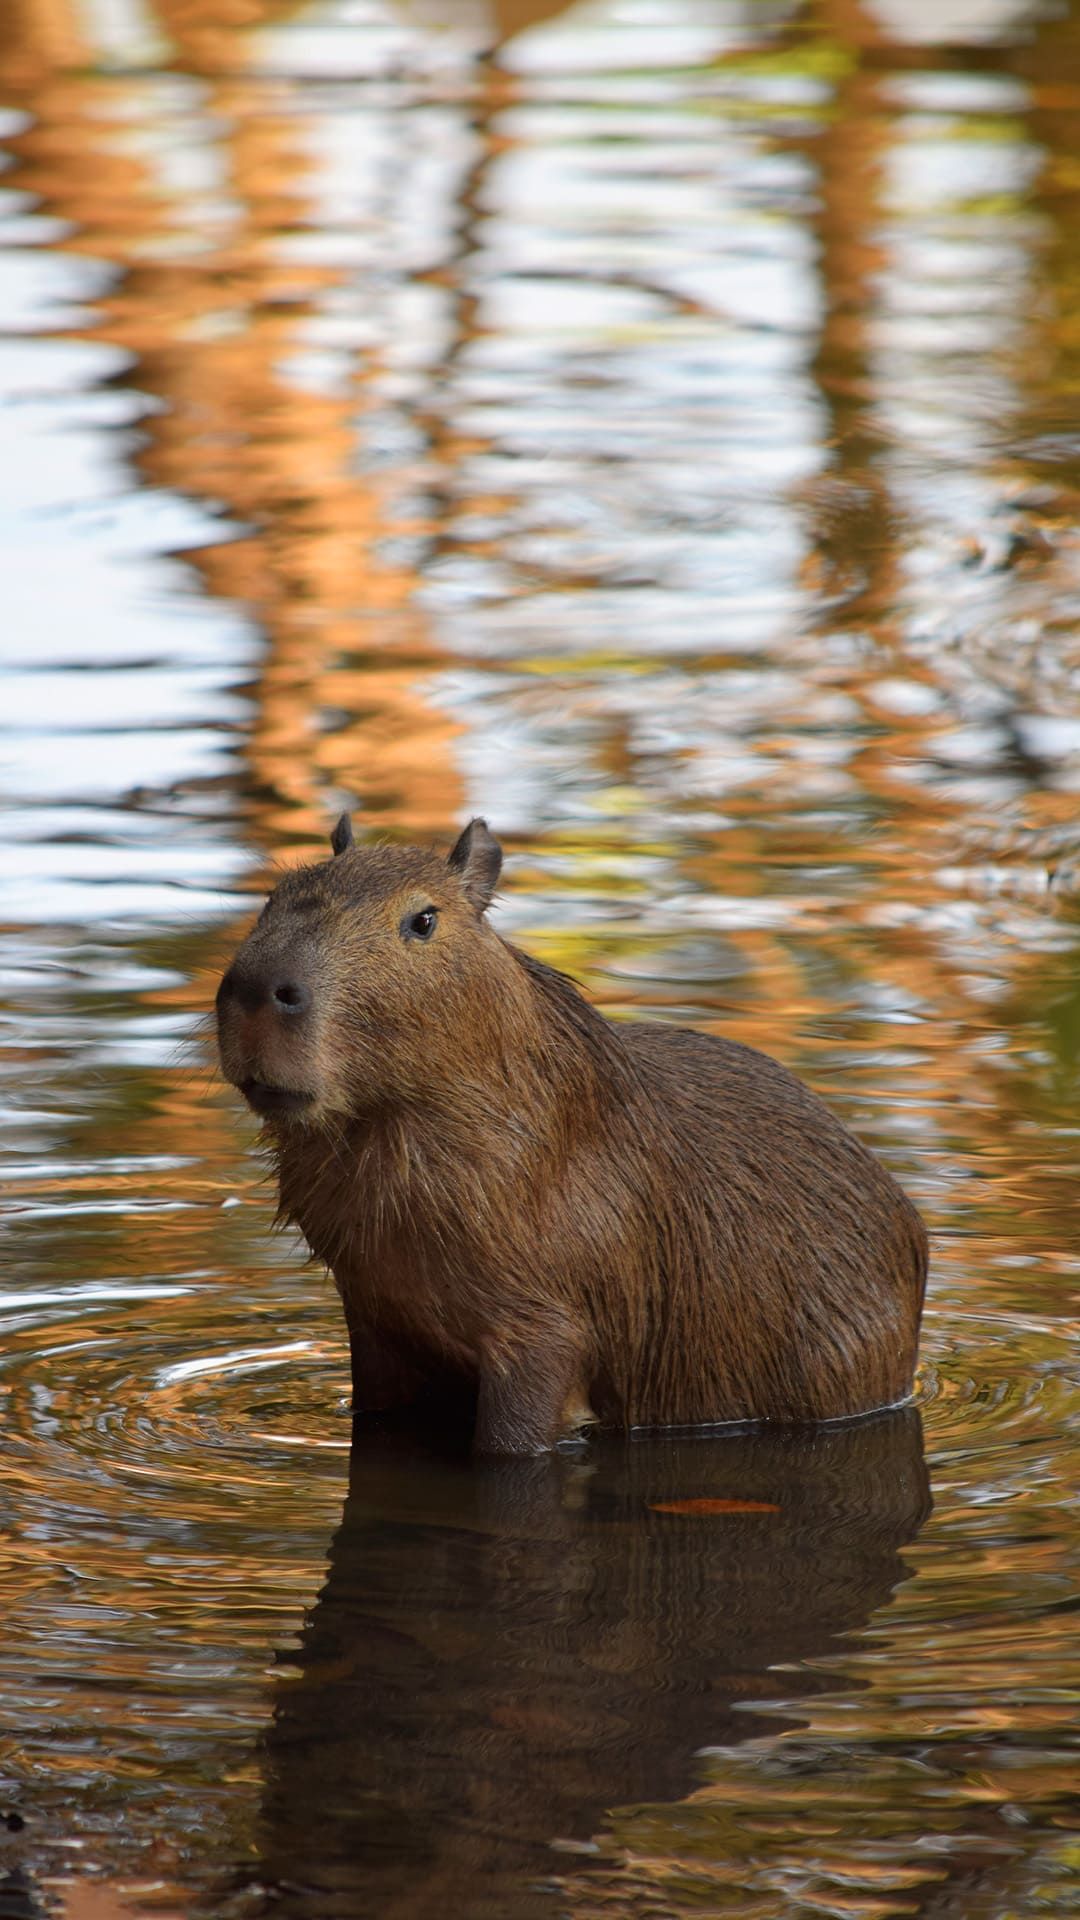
[[1, 0, 1079, 1914]]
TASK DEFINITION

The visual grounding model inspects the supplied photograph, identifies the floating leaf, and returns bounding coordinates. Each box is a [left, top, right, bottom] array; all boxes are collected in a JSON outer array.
[[649, 1498, 780, 1515]]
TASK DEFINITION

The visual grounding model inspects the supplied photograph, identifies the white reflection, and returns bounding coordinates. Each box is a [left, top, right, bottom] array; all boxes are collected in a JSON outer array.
[[156, 1343, 315, 1387]]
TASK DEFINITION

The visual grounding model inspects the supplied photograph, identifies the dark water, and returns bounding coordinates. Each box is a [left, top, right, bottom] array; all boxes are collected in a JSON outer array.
[[1, 0, 1079, 1915]]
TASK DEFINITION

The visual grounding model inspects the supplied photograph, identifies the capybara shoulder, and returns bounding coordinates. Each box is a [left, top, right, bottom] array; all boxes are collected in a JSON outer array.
[[217, 818, 927, 1454]]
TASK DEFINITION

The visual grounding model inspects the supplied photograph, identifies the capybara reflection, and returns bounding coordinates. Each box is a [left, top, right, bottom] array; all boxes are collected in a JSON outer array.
[[217, 818, 926, 1452], [246, 1412, 932, 1920]]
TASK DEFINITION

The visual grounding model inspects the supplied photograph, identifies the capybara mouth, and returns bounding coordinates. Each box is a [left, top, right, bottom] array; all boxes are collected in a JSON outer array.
[[239, 1079, 316, 1120]]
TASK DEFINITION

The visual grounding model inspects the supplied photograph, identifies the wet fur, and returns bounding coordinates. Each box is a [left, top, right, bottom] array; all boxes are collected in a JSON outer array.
[[220, 826, 927, 1452]]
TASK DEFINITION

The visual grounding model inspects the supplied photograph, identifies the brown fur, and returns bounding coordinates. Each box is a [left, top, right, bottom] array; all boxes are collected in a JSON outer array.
[[216, 819, 927, 1453]]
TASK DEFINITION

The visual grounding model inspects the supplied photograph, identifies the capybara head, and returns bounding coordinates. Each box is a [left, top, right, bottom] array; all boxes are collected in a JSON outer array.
[[216, 817, 505, 1129]]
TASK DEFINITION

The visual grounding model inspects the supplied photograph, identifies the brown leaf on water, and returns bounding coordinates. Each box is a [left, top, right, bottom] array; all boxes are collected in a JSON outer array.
[[649, 1498, 780, 1516]]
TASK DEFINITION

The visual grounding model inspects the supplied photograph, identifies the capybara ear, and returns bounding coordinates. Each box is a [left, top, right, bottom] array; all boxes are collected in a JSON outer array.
[[447, 818, 502, 913], [330, 812, 354, 857]]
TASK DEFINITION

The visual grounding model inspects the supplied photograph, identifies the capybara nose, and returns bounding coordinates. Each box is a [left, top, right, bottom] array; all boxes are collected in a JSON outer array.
[[218, 962, 311, 1017]]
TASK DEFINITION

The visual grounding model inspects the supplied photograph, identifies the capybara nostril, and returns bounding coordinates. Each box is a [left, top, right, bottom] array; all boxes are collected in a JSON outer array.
[[273, 980, 309, 1014]]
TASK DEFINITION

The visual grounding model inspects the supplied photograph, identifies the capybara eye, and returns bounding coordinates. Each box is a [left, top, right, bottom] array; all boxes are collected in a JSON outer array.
[[402, 907, 438, 942]]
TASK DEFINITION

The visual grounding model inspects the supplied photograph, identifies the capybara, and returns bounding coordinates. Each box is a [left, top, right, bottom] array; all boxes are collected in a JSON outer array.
[[216, 817, 927, 1453]]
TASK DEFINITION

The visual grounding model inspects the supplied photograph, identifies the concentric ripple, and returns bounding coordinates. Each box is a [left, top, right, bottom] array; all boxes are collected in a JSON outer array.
[[0, 1269, 352, 1504]]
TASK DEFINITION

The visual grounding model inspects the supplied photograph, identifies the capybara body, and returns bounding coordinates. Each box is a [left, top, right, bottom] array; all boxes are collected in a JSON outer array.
[[217, 818, 927, 1454]]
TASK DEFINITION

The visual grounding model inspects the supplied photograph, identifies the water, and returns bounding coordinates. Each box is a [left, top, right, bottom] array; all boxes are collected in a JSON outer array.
[[1, 0, 1079, 1913]]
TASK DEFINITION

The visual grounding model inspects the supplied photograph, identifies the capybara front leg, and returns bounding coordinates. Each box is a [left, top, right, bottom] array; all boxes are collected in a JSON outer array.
[[349, 1325, 425, 1414], [474, 1332, 590, 1456]]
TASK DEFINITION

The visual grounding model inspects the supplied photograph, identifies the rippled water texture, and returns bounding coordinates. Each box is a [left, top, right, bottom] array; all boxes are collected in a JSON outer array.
[[2, 0, 1080, 1914]]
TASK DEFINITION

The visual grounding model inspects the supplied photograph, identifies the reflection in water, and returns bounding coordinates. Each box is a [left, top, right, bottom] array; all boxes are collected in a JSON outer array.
[[251, 1413, 930, 1919], [0, 0, 1079, 1913]]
